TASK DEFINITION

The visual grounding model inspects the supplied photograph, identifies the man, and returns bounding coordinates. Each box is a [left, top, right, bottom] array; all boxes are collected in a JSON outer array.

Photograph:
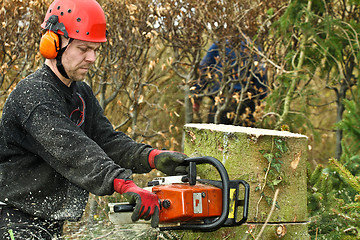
[[192, 40, 268, 125], [0, 0, 187, 239]]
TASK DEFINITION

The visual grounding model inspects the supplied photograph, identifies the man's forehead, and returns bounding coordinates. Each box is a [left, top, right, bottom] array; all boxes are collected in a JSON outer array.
[[74, 39, 101, 48]]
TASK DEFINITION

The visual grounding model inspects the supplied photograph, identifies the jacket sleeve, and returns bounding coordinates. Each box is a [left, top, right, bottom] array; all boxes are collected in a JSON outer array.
[[86, 92, 153, 174], [19, 100, 131, 196]]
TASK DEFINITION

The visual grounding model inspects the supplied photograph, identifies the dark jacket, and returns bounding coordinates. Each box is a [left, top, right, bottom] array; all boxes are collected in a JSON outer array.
[[0, 65, 153, 221]]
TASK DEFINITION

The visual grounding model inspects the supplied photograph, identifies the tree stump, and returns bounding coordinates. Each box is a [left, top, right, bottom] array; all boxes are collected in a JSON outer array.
[[182, 123, 310, 240]]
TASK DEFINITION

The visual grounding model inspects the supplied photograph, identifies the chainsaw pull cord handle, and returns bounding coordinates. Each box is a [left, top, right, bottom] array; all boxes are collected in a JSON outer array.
[[162, 156, 230, 231]]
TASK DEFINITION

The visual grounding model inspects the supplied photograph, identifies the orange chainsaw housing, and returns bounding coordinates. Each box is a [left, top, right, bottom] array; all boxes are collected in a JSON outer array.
[[152, 183, 223, 223]]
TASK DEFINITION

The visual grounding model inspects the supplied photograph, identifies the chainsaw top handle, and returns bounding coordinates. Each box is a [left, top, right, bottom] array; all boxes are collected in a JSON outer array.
[[161, 156, 230, 231]]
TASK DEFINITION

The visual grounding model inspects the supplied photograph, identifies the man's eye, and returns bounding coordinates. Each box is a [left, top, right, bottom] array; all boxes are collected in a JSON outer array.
[[79, 48, 87, 52]]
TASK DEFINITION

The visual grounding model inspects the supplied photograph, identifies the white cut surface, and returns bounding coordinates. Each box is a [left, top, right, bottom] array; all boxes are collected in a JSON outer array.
[[185, 123, 307, 139]]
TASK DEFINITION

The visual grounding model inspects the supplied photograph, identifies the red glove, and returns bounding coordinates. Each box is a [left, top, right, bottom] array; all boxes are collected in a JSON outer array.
[[148, 149, 188, 175], [114, 179, 159, 228]]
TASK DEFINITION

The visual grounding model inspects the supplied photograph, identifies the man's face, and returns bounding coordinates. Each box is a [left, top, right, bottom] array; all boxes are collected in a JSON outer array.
[[61, 38, 100, 82]]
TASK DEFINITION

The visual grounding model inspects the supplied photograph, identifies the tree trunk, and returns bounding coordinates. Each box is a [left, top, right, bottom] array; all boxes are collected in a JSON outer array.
[[335, 83, 348, 160], [184, 84, 193, 124], [87, 194, 97, 226], [182, 84, 193, 151], [182, 123, 310, 240], [87, 84, 108, 225]]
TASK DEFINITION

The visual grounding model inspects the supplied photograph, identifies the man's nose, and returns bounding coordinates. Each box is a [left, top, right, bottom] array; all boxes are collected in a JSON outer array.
[[86, 50, 97, 62]]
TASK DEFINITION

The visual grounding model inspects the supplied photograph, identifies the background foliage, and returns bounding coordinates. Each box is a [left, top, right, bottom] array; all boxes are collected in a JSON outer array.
[[1, 0, 359, 239]]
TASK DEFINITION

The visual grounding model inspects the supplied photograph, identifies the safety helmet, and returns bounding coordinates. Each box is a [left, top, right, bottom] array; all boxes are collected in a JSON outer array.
[[41, 0, 107, 43]]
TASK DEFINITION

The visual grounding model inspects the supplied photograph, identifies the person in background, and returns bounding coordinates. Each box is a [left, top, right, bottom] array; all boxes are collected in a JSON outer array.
[[192, 40, 268, 126], [0, 0, 187, 239]]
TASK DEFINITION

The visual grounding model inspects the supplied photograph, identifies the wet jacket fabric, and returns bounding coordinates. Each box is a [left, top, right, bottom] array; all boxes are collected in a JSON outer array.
[[0, 64, 153, 221]]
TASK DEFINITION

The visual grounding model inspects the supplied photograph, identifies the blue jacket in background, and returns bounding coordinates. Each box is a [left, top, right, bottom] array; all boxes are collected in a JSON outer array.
[[196, 42, 267, 98]]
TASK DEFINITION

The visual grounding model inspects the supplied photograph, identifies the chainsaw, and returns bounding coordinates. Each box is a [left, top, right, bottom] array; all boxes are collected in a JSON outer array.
[[111, 156, 250, 232]]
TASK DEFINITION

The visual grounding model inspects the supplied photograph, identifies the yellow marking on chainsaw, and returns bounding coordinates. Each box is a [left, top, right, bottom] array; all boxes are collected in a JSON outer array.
[[228, 188, 237, 219]]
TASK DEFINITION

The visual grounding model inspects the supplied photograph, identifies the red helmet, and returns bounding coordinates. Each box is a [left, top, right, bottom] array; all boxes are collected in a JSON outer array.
[[41, 0, 107, 43]]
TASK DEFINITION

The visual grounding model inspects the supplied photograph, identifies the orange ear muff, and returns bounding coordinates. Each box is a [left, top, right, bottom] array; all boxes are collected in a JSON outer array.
[[39, 31, 60, 59]]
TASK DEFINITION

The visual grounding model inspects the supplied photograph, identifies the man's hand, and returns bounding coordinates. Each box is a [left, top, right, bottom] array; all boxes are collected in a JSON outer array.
[[113, 179, 159, 228], [148, 149, 188, 176]]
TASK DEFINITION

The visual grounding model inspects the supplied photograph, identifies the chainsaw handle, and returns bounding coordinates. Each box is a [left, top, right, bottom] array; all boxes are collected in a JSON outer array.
[[161, 156, 230, 232], [113, 203, 135, 212], [114, 200, 162, 213], [240, 180, 250, 224], [226, 179, 250, 226]]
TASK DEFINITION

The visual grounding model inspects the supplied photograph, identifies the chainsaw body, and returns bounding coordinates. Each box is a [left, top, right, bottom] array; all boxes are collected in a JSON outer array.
[[113, 156, 249, 231], [153, 182, 223, 223]]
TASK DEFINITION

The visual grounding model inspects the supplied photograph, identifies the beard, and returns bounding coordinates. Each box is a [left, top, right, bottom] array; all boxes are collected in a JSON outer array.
[[67, 66, 90, 82]]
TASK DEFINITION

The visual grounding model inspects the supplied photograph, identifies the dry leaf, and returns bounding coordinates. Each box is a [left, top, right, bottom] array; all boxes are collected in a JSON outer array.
[[247, 92, 252, 100]]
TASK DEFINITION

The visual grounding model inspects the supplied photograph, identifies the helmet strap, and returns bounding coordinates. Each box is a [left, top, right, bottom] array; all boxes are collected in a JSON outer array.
[[44, 15, 72, 79], [56, 37, 73, 79]]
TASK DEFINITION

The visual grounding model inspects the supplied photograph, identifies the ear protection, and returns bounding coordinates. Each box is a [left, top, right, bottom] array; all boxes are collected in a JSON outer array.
[[39, 30, 60, 59]]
